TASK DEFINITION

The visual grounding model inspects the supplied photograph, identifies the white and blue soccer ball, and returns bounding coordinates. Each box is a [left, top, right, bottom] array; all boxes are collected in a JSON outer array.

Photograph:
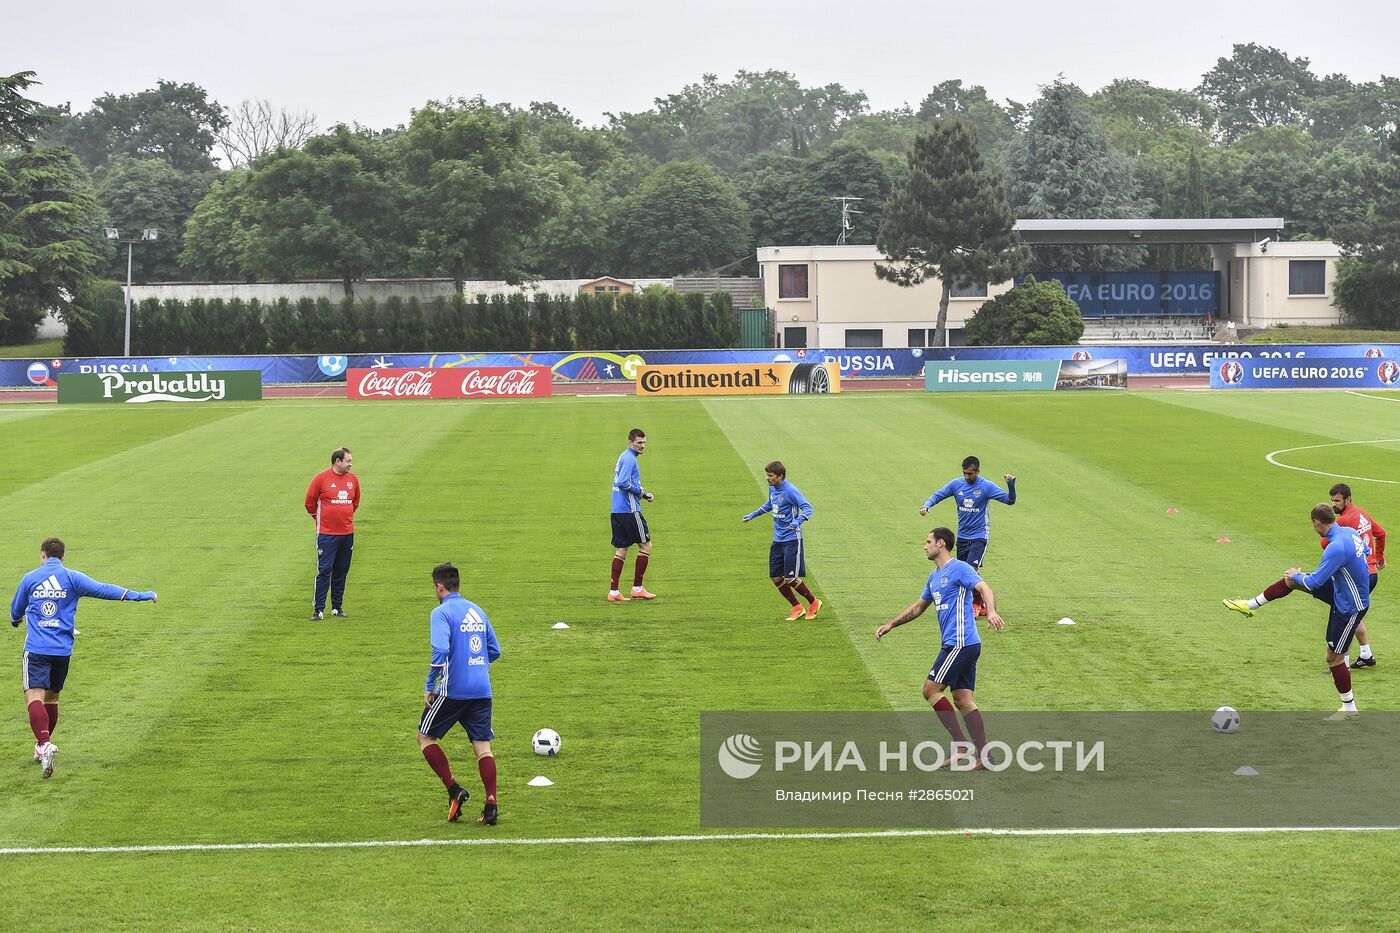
[[1211, 707, 1241, 733], [532, 728, 562, 756]]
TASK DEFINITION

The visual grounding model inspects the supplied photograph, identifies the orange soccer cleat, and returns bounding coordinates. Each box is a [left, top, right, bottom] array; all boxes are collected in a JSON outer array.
[[805, 598, 823, 620], [630, 587, 657, 600], [786, 605, 806, 621], [607, 592, 631, 602]]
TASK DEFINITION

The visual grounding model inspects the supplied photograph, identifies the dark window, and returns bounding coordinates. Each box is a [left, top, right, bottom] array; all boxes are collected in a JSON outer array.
[[908, 328, 926, 347], [783, 326, 808, 349], [778, 264, 809, 299], [845, 328, 883, 348], [949, 278, 988, 298], [1289, 260, 1326, 296]]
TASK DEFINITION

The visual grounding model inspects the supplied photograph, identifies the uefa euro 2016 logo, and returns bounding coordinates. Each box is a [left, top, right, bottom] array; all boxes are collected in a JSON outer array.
[[1379, 361, 1400, 385], [1219, 361, 1244, 384], [1365, 348, 1386, 358], [1072, 350, 1092, 361]]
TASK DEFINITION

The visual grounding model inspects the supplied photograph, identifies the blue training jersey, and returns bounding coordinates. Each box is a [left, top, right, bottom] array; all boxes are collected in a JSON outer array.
[[10, 558, 155, 657], [427, 593, 501, 699], [744, 480, 813, 543], [1293, 524, 1371, 614], [920, 558, 983, 648], [611, 447, 646, 513], [923, 476, 1016, 541]]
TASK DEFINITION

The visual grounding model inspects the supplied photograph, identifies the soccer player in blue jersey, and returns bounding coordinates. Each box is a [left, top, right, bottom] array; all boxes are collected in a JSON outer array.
[[10, 537, 157, 778], [418, 562, 502, 824], [742, 461, 822, 621], [609, 428, 657, 602], [1285, 504, 1372, 720], [875, 527, 1004, 768], [919, 456, 1017, 616]]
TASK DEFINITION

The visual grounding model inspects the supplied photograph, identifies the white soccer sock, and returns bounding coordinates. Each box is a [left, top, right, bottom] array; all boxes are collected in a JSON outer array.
[[1345, 655, 1351, 668], [1360, 644, 1374, 659], [1247, 594, 1268, 610]]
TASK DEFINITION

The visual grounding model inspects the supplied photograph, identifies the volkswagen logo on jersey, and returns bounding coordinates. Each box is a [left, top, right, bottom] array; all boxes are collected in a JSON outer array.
[[1365, 347, 1386, 358], [40, 601, 57, 617], [318, 355, 348, 377], [1072, 350, 1092, 361], [1379, 360, 1400, 385], [1219, 361, 1244, 384], [27, 361, 55, 386], [469, 635, 483, 653]]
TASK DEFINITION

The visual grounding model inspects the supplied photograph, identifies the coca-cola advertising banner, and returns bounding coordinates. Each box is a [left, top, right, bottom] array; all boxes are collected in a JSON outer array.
[[346, 367, 553, 400]]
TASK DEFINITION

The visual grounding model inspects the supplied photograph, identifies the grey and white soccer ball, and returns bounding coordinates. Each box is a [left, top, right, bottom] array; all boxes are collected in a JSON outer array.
[[532, 728, 562, 756], [1211, 707, 1241, 733]]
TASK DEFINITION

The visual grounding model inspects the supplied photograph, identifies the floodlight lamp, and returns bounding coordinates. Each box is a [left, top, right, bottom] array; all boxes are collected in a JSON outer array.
[[142, 228, 159, 241], [104, 228, 120, 240]]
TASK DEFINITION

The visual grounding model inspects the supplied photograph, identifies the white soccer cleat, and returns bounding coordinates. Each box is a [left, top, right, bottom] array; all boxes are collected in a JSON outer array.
[[33, 743, 42, 764], [38, 741, 58, 778]]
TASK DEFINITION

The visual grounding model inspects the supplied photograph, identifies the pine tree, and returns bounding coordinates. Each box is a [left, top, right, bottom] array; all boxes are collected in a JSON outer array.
[[875, 120, 1025, 347], [1183, 147, 1211, 271]]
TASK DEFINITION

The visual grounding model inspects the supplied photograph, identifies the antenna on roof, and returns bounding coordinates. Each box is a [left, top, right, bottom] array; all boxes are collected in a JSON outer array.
[[831, 196, 864, 245]]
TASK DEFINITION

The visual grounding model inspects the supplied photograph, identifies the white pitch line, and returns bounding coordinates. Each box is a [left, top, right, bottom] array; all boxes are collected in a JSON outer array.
[[2, 825, 1399, 857], [1265, 438, 1400, 485], [1347, 391, 1400, 403]]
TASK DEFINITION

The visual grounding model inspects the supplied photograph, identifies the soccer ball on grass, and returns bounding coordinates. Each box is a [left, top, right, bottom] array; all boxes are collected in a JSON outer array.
[[1211, 707, 1241, 733], [532, 728, 562, 756]]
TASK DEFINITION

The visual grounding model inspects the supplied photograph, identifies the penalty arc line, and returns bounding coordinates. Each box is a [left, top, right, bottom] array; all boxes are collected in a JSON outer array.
[[3, 826, 1400, 857], [1265, 438, 1400, 485]]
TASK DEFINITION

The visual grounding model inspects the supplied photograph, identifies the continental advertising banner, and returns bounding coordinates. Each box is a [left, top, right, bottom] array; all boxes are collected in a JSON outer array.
[[636, 362, 840, 396], [57, 370, 262, 403], [1210, 357, 1400, 389], [346, 366, 552, 399]]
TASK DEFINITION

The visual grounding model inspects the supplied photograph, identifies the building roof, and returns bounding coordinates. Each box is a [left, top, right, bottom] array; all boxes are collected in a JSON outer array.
[[1013, 218, 1286, 245]]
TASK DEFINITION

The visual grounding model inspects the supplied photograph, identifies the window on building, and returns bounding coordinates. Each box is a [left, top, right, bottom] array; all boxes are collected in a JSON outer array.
[[949, 278, 988, 298], [783, 326, 808, 349], [908, 329, 927, 347], [1288, 260, 1326, 296], [845, 328, 883, 348], [778, 264, 809, 299]]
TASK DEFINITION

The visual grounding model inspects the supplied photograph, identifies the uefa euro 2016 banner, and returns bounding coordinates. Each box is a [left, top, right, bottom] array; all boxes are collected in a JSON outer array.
[[8, 344, 1400, 387], [57, 371, 262, 403], [925, 359, 1128, 391], [345, 366, 552, 399], [1210, 357, 1400, 389], [635, 362, 840, 396]]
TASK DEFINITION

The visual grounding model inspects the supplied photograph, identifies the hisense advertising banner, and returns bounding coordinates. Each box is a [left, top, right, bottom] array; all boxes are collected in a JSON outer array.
[[1210, 357, 1400, 389], [345, 366, 552, 399], [635, 362, 840, 396], [925, 360, 1061, 391], [57, 371, 262, 403]]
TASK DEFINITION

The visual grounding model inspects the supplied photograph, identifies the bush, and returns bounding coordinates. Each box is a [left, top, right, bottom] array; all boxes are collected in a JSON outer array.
[[1332, 258, 1400, 329], [963, 276, 1084, 346]]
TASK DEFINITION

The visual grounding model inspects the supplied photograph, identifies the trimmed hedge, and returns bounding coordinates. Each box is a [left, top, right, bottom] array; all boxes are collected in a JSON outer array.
[[64, 289, 740, 356]]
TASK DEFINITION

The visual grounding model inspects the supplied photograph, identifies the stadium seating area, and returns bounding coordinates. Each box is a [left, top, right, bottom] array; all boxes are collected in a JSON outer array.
[[1078, 314, 1217, 344]]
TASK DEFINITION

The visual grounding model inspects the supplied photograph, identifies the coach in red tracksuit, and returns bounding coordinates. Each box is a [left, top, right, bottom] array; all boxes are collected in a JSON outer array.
[[305, 447, 360, 621]]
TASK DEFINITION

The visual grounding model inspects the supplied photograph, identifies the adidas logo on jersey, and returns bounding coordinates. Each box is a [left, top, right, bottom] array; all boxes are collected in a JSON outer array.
[[31, 575, 67, 599]]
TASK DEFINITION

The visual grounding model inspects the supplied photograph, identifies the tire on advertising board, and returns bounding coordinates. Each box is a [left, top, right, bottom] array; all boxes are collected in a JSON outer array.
[[787, 363, 831, 394]]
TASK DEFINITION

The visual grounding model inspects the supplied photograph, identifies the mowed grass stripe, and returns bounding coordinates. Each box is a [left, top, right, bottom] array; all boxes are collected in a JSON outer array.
[[0, 401, 482, 845]]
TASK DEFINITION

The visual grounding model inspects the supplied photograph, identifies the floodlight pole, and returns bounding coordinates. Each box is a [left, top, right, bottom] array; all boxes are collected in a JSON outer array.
[[124, 241, 133, 357]]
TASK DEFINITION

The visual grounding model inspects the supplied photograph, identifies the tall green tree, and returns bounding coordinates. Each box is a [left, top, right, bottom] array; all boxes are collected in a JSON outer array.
[[47, 80, 228, 174], [0, 72, 102, 335], [1196, 44, 1318, 141], [180, 169, 252, 280], [95, 156, 212, 281], [1007, 81, 1152, 272], [875, 120, 1025, 348], [617, 161, 750, 274], [916, 80, 1020, 159], [397, 98, 554, 288]]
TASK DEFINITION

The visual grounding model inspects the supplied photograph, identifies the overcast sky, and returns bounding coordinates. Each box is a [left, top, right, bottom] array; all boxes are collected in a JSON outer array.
[[9, 0, 1399, 129]]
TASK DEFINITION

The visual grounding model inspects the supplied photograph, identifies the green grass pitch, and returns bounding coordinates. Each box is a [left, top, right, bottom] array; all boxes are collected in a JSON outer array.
[[0, 388, 1398, 930]]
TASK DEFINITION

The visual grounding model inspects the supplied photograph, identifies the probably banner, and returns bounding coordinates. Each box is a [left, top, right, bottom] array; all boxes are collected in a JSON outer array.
[[636, 362, 840, 396], [57, 371, 262, 403], [9, 343, 1400, 386], [1210, 357, 1400, 389], [345, 366, 552, 400], [924, 358, 1128, 392]]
